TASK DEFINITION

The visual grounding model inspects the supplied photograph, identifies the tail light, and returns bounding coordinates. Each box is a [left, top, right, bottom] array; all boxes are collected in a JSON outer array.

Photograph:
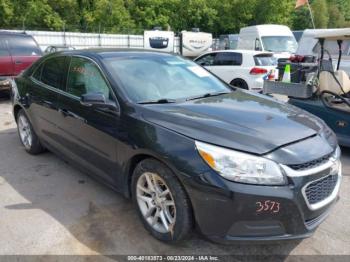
[[250, 67, 268, 75], [290, 55, 305, 63]]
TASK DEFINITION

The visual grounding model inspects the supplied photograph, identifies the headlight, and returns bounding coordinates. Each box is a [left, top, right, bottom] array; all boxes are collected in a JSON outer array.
[[330, 146, 341, 175], [195, 141, 286, 185], [332, 146, 341, 160]]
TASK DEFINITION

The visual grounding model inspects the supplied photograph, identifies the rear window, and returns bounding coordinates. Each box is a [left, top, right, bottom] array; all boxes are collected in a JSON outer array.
[[41, 57, 67, 89], [7, 36, 42, 56], [0, 40, 9, 57], [214, 52, 242, 66], [254, 54, 277, 66]]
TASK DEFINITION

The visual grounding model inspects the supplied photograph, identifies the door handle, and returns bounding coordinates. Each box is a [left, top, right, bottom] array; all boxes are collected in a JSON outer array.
[[15, 60, 22, 64], [58, 108, 86, 123]]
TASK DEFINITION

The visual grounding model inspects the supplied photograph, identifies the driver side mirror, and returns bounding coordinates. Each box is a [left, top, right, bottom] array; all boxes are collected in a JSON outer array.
[[81, 93, 106, 106], [80, 93, 119, 113]]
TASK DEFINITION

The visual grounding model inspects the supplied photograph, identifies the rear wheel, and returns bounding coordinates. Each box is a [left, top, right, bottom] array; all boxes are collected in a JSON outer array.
[[132, 159, 193, 242], [17, 109, 44, 154], [230, 79, 249, 90]]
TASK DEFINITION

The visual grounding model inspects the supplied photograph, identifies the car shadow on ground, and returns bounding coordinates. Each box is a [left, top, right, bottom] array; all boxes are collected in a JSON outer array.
[[0, 126, 303, 256]]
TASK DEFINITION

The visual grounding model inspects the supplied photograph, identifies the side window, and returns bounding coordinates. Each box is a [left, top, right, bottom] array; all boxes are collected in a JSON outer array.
[[67, 57, 112, 99], [32, 63, 43, 81], [41, 57, 67, 89], [0, 40, 10, 57], [195, 54, 216, 66], [214, 52, 242, 66], [255, 38, 262, 51], [8, 36, 42, 56]]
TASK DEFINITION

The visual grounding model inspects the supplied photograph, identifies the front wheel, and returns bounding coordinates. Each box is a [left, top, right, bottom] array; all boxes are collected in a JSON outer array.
[[132, 159, 193, 242], [17, 109, 45, 154]]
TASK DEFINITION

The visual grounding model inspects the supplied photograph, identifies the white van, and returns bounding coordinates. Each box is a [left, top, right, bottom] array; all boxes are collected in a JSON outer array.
[[218, 34, 239, 50], [180, 30, 212, 58], [237, 24, 298, 58]]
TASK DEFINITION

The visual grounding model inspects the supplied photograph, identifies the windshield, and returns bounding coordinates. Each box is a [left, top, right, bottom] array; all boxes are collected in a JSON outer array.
[[261, 36, 298, 53], [103, 55, 231, 103]]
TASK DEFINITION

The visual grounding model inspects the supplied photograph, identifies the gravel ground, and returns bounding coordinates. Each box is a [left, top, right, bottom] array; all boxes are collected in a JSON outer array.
[[0, 98, 349, 259]]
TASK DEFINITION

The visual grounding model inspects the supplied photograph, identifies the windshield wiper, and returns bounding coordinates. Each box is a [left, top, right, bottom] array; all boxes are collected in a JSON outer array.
[[186, 91, 230, 101], [138, 98, 177, 104]]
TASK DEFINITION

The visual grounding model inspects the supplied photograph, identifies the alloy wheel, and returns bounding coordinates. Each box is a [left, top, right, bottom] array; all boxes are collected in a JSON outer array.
[[18, 115, 32, 150], [136, 172, 176, 233]]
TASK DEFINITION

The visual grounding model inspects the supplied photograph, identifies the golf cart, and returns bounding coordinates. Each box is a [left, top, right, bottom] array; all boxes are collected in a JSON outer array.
[[263, 29, 350, 147]]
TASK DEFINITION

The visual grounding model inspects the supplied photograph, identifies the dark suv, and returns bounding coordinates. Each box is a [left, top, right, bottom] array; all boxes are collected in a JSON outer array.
[[0, 31, 42, 92]]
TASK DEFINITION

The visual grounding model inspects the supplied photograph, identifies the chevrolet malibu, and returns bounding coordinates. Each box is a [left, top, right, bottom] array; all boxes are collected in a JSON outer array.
[[12, 50, 341, 243]]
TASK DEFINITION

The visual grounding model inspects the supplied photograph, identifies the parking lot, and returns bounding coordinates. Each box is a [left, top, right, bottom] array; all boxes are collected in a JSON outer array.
[[0, 97, 349, 257]]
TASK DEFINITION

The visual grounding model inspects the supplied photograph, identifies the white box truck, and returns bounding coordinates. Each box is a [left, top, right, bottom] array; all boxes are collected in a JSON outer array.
[[237, 24, 298, 59]]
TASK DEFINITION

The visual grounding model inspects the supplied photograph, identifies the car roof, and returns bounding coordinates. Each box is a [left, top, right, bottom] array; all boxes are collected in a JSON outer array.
[[55, 48, 179, 59], [0, 31, 33, 37], [314, 28, 350, 40]]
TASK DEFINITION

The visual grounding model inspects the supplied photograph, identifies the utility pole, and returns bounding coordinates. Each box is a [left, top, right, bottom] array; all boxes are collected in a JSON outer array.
[[307, 0, 316, 29]]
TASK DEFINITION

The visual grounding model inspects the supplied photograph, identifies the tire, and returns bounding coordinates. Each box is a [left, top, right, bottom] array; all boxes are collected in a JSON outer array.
[[16, 109, 45, 154], [132, 158, 193, 242], [230, 79, 249, 90]]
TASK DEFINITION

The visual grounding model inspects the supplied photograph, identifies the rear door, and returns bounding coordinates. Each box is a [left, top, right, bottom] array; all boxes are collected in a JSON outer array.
[[0, 39, 13, 77], [28, 56, 69, 148], [56, 56, 120, 184], [210, 52, 243, 83], [8, 35, 42, 76], [194, 53, 216, 72]]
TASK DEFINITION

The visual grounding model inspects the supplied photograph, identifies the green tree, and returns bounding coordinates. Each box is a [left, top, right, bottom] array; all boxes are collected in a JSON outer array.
[[253, 0, 294, 27], [9, 0, 64, 30], [1, 0, 350, 33], [125, 0, 173, 32], [327, 2, 346, 28], [336, 0, 350, 20], [47, 0, 80, 31], [0, 0, 14, 27], [312, 0, 329, 28], [292, 5, 313, 30], [209, 0, 256, 35]]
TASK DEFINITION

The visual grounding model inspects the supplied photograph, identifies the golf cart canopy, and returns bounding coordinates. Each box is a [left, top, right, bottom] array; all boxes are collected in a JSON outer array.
[[314, 28, 350, 41]]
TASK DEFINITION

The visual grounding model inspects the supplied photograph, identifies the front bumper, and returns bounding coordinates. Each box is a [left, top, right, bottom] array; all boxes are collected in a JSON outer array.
[[184, 153, 341, 242]]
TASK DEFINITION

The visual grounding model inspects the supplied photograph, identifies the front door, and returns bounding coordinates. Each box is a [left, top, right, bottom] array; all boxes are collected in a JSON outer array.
[[195, 53, 216, 73], [57, 56, 120, 184], [210, 52, 242, 84]]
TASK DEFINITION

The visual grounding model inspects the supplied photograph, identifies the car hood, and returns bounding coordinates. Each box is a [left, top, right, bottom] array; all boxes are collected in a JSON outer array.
[[141, 91, 324, 155]]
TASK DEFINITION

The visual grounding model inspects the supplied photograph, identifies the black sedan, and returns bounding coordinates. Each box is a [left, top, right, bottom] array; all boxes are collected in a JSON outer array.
[[12, 49, 341, 243]]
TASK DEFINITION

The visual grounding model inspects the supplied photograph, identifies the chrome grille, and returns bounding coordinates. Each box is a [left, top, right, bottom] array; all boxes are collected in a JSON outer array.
[[288, 153, 332, 171], [305, 175, 338, 205]]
